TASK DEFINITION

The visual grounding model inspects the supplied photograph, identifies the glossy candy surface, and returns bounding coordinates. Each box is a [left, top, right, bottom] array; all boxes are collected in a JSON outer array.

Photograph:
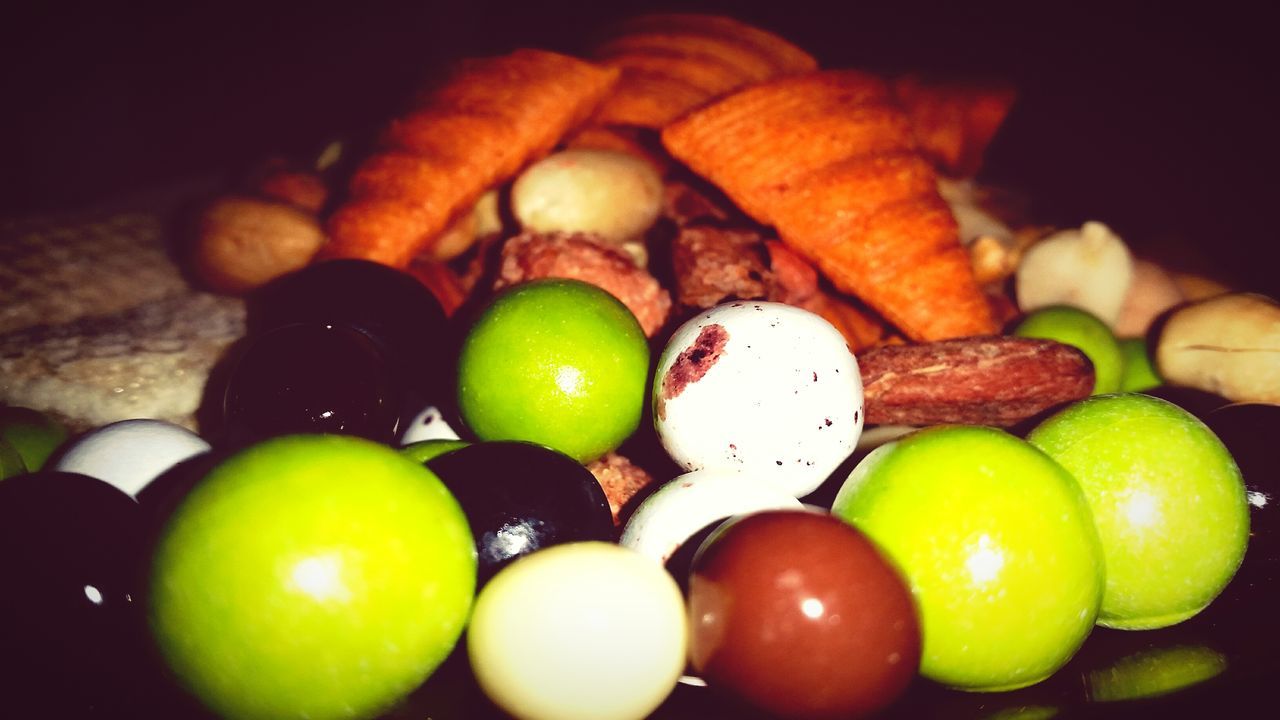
[[0, 471, 148, 712], [687, 509, 920, 720], [148, 435, 476, 720], [53, 418, 211, 497], [468, 542, 687, 720], [401, 438, 470, 464], [834, 426, 1104, 691], [0, 405, 69, 471], [620, 467, 802, 566], [1029, 393, 1249, 629], [0, 434, 25, 478], [428, 441, 615, 585], [652, 302, 864, 498], [456, 279, 650, 463], [222, 322, 401, 445], [250, 258, 449, 376], [399, 403, 463, 445]]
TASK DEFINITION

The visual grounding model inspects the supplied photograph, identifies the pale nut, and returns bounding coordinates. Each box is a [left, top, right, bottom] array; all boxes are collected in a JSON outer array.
[[511, 148, 664, 244], [1113, 259, 1185, 338], [1015, 220, 1134, 327], [1155, 293, 1280, 403], [939, 178, 1015, 247], [191, 196, 325, 294], [420, 189, 503, 262], [968, 235, 1020, 285]]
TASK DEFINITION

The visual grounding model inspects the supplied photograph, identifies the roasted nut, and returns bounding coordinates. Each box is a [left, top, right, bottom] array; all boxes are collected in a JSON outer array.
[[586, 451, 657, 526], [859, 336, 1095, 427], [495, 231, 672, 337], [1155, 293, 1280, 403], [191, 196, 326, 294]]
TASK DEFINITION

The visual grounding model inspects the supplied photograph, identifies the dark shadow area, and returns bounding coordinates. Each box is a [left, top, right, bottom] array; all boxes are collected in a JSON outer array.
[[3, 0, 1277, 303]]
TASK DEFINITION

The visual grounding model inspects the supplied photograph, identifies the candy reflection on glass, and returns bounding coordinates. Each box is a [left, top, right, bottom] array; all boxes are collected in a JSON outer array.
[[1086, 645, 1228, 702], [468, 542, 687, 720], [686, 509, 919, 719]]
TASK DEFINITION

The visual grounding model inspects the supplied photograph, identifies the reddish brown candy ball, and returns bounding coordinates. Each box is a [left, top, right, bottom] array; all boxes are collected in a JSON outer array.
[[688, 509, 920, 719]]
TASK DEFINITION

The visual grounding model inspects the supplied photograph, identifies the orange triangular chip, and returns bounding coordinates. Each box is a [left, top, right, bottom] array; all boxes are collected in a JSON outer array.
[[321, 49, 618, 267], [584, 13, 816, 130], [663, 70, 998, 341]]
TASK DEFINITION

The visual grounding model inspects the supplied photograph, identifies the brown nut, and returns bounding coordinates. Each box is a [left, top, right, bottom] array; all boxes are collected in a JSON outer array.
[[859, 335, 1095, 427], [191, 196, 326, 294]]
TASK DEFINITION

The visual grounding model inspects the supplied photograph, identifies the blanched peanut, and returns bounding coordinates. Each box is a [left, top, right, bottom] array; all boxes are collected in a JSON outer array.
[[1015, 220, 1134, 327], [1156, 293, 1280, 403], [511, 149, 664, 244]]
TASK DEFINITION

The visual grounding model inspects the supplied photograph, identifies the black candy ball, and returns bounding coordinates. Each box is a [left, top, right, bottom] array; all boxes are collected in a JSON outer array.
[[0, 471, 149, 712], [250, 259, 451, 392], [427, 441, 615, 586], [222, 322, 401, 446]]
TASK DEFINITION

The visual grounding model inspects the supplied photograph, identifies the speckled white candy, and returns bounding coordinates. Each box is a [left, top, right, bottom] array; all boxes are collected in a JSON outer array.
[[398, 404, 462, 445], [653, 301, 863, 497], [53, 418, 210, 497], [620, 468, 803, 565]]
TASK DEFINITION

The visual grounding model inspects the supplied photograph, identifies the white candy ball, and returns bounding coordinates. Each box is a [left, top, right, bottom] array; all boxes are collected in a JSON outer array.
[[653, 301, 863, 497], [53, 419, 210, 497], [620, 468, 803, 565], [398, 404, 462, 445]]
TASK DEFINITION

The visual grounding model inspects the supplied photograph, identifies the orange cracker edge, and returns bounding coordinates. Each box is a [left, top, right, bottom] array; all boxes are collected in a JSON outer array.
[[319, 49, 619, 268], [663, 70, 998, 341], [585, 13, 817, 130]]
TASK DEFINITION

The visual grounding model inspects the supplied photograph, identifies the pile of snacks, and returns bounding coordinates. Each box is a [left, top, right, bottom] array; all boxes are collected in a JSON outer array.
[[1, 10, 1277, 720]]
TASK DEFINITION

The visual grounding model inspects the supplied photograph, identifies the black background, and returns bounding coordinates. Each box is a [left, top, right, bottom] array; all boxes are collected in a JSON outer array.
[[2, 0, 1278, 293]]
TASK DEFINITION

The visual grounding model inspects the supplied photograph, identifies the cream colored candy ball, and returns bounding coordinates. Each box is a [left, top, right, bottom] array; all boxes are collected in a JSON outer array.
[[468, 542, 687, 720], [511, 149, 664, 244]]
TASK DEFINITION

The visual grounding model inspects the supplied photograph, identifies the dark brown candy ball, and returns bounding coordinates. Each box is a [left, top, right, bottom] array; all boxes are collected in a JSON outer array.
[[687, 509, 920, 720]]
